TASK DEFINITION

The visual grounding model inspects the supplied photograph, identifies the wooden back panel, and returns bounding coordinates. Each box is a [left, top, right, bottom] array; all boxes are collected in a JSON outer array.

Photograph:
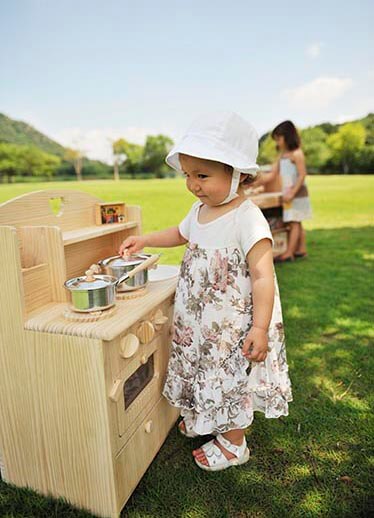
[[264, 172, 282, 193], [0, 190, 142, 316], [0, 190, 101, 231]]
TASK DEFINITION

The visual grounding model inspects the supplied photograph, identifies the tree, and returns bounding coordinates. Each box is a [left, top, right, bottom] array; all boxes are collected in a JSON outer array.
[[354, 145, 374, 173], [0, 143, 60, 182], [112, 139, 131, 180], [258, 134, 277, 165], [112, 140, 123, 181], [114, 139, 144, 179], [20, 146, 60, 177], [301, 127, 330, 171], [327, 123, 366, 173], [0, 142, 22, 182], [64, 148, 84, 181], [142, 135, 174, 177]]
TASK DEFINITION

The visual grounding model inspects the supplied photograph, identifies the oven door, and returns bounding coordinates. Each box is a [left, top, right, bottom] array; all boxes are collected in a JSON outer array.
[[109, 335, 165, 439]]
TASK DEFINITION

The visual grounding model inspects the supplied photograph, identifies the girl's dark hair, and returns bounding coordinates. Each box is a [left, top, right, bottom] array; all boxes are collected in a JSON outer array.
[[271, 120, 301, 151]]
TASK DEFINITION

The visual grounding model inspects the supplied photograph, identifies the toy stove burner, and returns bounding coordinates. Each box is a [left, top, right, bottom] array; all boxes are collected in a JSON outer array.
[[63, 305, 117, 322], [116, 287, 148, 300]]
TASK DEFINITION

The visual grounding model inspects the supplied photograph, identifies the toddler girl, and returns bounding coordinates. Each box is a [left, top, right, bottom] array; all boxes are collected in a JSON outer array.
[[119, 112, 292, 471]]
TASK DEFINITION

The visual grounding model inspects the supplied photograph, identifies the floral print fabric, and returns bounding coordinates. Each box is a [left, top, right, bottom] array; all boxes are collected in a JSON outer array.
[[162, 203, 293, 435]]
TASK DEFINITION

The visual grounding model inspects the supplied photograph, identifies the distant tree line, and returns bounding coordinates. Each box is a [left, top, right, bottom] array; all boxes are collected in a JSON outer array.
[[112, 134, 174, 180], [258, 115, 374, 174], [0, 134, 175, 183], [0, 115, 373, 182]]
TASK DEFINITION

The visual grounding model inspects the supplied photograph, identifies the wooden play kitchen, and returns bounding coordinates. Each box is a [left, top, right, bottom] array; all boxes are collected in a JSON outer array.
[[0, 190, 180, 518], [0, 184, 287, 517], [246, 171, 290, 256]]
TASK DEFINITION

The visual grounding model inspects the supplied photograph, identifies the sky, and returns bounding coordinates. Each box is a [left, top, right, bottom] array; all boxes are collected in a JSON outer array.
[[1, 0, 373, 163]]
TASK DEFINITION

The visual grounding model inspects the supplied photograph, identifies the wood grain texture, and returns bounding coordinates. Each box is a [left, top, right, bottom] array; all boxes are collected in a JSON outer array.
[[25, 278, 177, 341], [248, 191, 283, 209], [115, 396, 179, 511], [0, 191, 178, 517], [0, 190, 101, 230]]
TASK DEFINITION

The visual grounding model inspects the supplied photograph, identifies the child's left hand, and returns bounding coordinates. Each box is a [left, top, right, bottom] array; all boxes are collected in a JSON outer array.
[[242, 326, 269, 362], [282, 187, 294, 203]]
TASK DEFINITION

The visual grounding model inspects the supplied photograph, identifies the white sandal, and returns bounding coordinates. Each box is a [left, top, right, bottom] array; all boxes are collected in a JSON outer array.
[[194, 433, 250, 471], [178, 419, 218, 438]]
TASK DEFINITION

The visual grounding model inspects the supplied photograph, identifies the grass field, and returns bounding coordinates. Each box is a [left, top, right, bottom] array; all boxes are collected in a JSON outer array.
[[0, 175, 373, 517]]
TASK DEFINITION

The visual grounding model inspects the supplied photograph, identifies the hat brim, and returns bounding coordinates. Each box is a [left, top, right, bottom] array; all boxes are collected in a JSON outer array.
[[165, 134, 259, 177]]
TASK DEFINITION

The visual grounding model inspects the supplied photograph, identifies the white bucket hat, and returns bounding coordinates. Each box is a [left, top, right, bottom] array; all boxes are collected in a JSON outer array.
[[165, 111, 260, 205]]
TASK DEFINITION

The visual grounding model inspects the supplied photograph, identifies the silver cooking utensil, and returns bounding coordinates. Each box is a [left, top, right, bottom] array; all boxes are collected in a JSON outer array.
[[64, 254, 160, 312], [64, 271, 118, 312], [96, 253, 160, 292]]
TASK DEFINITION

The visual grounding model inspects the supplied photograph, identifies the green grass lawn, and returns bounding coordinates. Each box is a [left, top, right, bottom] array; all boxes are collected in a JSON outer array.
[[0, 176, 373, 517]]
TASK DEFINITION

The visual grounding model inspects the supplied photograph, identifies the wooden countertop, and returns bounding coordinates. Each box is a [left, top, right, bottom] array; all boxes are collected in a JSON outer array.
[[24, 277, 178, 341], [247, 191, 283, 209]]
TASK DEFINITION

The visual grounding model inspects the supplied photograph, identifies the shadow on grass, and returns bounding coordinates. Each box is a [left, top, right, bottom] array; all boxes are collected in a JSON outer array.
[[0, 226, 373, 518]]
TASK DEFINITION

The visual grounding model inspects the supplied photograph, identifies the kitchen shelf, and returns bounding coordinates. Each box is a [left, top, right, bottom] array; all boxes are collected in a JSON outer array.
[[63, 221, 138, 245]]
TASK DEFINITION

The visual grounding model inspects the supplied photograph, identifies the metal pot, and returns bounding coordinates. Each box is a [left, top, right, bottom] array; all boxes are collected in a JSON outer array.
[[64, 254, 159, 312], [96, 253, 160, 292], [64, 272, 119, 312]]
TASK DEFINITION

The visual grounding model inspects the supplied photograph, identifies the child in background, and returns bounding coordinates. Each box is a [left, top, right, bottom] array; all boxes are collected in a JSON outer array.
[[253, 120, 312, 262], [119, 112, 292, 471]]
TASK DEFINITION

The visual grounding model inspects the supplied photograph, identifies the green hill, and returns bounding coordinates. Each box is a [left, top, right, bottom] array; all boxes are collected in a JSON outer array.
[[0, 112, 114, 180], [0, 113, 66, 156]]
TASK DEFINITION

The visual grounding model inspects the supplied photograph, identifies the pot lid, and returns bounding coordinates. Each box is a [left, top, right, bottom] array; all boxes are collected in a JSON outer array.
[[100, 253, 151, 267], [65, 274, 116, 291]]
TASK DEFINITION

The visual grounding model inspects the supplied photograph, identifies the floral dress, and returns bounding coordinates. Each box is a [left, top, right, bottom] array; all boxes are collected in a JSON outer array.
[[162, 199, 293, 435]]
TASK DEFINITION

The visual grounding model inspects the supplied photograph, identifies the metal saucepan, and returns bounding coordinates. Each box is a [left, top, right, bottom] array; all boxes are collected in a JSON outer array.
[[64, 254, 159, 312], [95, 253, 160, 292]]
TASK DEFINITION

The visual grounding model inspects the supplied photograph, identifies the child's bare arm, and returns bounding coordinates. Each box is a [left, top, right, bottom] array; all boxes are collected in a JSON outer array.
[[241, 238, 275, 362], [119, 226, 187, 256], [252, 159, 279, 187], [144, 227, 188, 248], [247, 238, 275, 330]]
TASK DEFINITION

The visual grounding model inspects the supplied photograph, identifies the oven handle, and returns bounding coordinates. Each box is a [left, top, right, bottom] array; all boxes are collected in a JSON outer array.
[[109, 353, 154, 402], [109, 377, 125, 403]]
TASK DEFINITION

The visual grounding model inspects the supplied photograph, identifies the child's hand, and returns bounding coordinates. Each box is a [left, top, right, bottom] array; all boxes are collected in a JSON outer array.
[[282, 187, 294, 203], [242, 326, 269, 362], [118, 235, 147, 257]]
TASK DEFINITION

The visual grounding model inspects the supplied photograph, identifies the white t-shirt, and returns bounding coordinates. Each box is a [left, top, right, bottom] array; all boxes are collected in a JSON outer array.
[[178, 199, 274, 256]]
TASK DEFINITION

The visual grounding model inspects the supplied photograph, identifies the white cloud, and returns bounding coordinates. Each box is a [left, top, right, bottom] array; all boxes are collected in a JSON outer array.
[[332, 114, 359, 124], [282, 77, 353, 110], [53, 126, 158, 164], [306, 42, 324, 59]]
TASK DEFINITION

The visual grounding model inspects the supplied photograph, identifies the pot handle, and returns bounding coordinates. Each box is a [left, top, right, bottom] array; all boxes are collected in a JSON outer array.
[[99, 255, 121, 267], [115, 254, 160, 287]]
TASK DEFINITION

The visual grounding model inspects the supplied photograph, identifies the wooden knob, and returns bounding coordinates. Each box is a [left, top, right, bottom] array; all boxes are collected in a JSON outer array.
[[109, 378, 125, 402], [89, 263, 101, 274], [153, 309, 169, 330], [120, 334, 140, 359], [84, 269, 95, 282], [140, 354, 148, 365], [144, 420, 153, 433], [136, 321, 155, 344]]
